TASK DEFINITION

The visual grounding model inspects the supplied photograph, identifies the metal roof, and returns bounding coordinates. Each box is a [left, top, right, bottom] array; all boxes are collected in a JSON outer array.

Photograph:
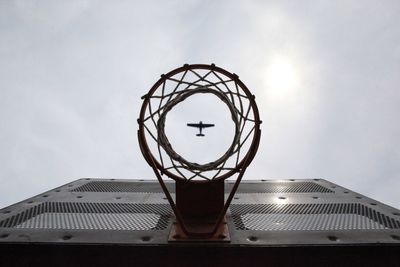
[[1, 178, 399, 266]]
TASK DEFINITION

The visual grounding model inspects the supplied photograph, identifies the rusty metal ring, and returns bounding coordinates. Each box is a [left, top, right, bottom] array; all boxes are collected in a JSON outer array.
[[138, 64, 261, 182]]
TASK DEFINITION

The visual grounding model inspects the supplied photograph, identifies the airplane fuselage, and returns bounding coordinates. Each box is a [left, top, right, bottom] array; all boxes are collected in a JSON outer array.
[[187, 121, 215, 137]]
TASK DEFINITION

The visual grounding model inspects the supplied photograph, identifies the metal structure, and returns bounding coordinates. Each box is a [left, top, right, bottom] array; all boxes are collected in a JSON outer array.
[[137, 64, 261, 239], [0, 178, 400, 266]]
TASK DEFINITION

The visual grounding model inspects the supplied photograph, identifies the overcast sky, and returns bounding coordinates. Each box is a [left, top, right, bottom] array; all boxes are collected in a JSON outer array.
[[1, 0, 399, 209]]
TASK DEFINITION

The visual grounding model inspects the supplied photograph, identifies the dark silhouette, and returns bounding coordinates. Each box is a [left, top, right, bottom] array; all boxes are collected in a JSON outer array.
[[187, 121, 215, 136]]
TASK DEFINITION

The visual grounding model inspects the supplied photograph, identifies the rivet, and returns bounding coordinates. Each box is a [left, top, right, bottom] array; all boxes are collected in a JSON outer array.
[[0, 234, 9, 239], [391, 235, 400, 241], [62, 235, 72, 241], [141, 236, 151, 242], [328, 235, 338, 241], [248, 236, 258, 242]]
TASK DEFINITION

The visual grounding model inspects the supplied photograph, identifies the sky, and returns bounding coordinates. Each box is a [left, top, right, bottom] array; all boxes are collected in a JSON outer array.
[[0, 0, 399, 209]]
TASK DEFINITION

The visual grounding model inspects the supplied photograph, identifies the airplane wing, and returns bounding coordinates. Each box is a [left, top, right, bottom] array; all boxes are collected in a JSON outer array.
[[201, 124, 215, 128], [187, 123, 200, 128]]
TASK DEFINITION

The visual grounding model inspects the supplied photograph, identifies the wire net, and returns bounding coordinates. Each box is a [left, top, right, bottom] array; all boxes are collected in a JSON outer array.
[[139, 64, 260, 182]]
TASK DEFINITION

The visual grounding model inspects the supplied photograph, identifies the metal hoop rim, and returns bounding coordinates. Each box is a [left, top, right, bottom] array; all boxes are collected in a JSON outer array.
[[138, 63, 262, 182]]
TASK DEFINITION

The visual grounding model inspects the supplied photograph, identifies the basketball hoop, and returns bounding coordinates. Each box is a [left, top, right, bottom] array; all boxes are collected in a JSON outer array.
[[138, 64, 261, 240]]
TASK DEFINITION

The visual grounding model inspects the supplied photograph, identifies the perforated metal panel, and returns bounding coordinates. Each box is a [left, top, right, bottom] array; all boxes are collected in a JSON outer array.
[[15, 213, 162, 230], [0, 178, 400, 248], [74, 180, 332, 194], [72, 181, 175, 193], [231, 203, 400, 231], [0, 202, 171, 230], [229, 181, 334, 193]]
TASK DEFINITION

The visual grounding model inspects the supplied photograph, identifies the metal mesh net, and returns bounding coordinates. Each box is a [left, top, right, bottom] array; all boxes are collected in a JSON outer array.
[[139, 64, 260, 182]]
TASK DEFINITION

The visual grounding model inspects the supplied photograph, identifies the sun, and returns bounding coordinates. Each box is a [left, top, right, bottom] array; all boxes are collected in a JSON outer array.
[[264, 57, 300, 100]]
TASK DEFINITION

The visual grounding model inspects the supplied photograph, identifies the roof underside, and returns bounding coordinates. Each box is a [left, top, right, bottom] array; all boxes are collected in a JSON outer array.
[[1, 178, 400, 246]]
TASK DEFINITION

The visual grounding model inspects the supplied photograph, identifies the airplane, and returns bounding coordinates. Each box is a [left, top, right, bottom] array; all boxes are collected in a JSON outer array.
[[187, 121, 215, 137]]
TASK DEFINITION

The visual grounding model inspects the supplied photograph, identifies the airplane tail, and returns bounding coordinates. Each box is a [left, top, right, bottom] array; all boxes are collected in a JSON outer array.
[[196, 133, 205, 137]]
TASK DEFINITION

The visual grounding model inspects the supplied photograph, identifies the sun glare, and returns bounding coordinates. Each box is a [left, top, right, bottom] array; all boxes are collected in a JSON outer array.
[[264, 58, 299, 100]]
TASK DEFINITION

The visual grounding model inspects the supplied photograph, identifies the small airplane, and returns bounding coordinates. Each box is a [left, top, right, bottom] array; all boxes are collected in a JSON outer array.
[[187, 121, 215, 137]]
